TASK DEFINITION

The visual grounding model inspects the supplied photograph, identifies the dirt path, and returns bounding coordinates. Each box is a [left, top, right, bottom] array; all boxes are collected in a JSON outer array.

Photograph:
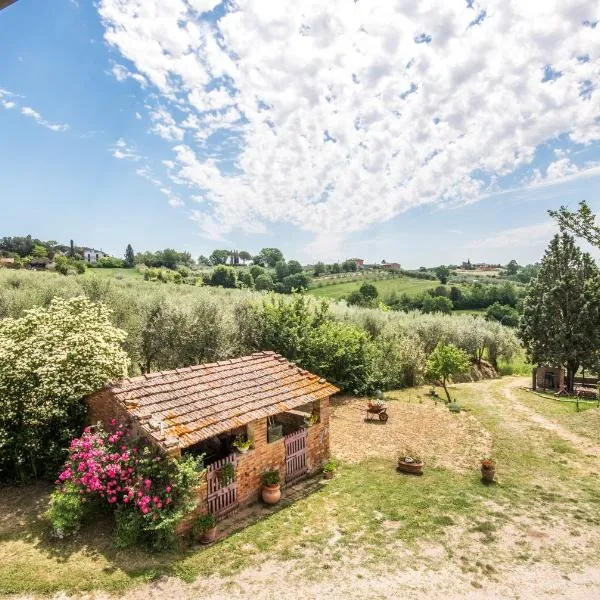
[[500, 380, 600, 458]]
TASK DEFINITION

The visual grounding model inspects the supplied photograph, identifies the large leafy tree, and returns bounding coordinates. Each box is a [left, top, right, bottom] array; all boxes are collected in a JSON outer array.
[[0, 297, 129, 482], [209, 249, 230, 265], [519, 232, 600, 392], [435, 265, 450, 284], [254, 247, 284, 268], [425, 341, 470, 402]]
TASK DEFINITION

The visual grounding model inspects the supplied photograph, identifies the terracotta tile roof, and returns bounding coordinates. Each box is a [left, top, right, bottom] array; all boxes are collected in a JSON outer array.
[[108, 351, 339, 449]]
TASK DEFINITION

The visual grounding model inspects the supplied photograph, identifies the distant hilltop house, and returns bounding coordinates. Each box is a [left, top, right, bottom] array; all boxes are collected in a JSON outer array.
[[380, 261, 401, 271], [83, 248, 109, 264], [348, 258, 364, 269], [461, 260, 501, 271]]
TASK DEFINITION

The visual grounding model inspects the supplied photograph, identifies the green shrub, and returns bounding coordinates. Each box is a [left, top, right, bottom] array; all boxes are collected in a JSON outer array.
[[47, 483, 88, 538]]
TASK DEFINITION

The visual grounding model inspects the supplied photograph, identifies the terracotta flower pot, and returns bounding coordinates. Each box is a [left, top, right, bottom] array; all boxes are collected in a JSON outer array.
[[199, 526, 217, 545], [481, 467, 495, 483], [323, 470, 335, 480], [397, 460, 424, 475], [261, 483, 281, 505]]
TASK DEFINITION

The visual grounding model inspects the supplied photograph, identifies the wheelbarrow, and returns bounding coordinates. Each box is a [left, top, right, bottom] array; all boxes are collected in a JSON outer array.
[[366, 402, 389, 422]]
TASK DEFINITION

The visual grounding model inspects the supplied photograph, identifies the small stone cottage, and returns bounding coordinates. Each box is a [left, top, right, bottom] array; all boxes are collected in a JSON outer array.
[[88, 351, 339, 520]]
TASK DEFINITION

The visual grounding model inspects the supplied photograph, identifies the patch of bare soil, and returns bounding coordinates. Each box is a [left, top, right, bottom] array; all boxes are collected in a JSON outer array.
[[66, 555, 600, 600], [329, 393, 491, 472]]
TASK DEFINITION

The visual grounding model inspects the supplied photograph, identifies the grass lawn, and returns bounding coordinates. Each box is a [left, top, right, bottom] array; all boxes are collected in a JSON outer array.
[[2, 378, 600, 596], [308, 276, 438, 300]]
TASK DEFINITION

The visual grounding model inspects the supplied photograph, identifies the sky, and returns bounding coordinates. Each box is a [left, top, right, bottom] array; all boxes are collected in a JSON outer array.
[[1, 0, 599, 268]]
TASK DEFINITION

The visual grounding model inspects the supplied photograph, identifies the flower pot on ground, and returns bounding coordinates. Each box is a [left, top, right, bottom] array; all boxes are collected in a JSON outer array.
[[397, 455, 423, 475], [232, 434, 252, 454], [261, 469, 281, 505], [322, 457, 338, 480], [193, 513, 217, 545], [481, 459, 496, 483]]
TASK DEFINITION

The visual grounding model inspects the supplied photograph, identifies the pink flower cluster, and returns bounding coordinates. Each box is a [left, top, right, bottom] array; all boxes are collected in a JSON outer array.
[[56, 420, 175, 519]]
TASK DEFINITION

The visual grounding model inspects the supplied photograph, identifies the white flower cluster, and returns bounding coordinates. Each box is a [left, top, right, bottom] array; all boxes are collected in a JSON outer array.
[[0, 296, 129, 409]]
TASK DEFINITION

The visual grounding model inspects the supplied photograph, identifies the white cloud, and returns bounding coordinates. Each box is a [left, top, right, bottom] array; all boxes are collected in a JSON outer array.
[[110, 137, 142, 161], [20, 106, 70, 132], [160, 187, 185, 207], [1, 88, 70, 132], [98, 0, 600, 249], [465, 222, 557, 249]]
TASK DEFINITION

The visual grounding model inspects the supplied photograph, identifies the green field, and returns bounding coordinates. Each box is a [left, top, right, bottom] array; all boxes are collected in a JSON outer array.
[[308, 276, 438, 300]]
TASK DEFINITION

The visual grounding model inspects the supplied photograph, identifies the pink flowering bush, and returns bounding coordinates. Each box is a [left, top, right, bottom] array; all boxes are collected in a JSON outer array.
[[48, 421, 203, 550]]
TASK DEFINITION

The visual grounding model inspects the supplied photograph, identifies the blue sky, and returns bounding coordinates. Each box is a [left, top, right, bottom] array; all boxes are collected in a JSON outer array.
[[1, 0, 599, 267]]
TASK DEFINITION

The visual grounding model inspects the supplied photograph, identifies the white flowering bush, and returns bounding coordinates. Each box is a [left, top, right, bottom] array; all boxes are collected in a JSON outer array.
[[0, 296, 129, 482]]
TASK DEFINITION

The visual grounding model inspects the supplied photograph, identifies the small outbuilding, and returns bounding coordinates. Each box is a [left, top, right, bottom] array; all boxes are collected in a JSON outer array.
[[533, 365, 564, 391], [88, 351, 339, 520]]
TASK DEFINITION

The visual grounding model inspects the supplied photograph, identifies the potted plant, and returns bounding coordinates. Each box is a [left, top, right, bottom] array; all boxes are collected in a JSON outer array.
[[322, 457, 338, 480], [481, 458, 496, 483], [261, 469, 281, 505], [193, 513, 217, 545], [397, 453, 423, 475], [232, 435, 252, 454], [303, 413, 319, 427], [218, 461, 235, 486]]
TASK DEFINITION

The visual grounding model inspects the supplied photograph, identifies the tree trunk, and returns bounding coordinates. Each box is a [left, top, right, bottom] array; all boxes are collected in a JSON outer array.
[[442, 377, 451, 403], [566, 363, 578, 394]]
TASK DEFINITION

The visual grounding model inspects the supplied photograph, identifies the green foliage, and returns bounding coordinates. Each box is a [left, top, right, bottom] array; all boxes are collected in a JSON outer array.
[[249, 265, 265, 280], [519, 232, 600, 391], [261, 469, 280, 485], [254, 273, 274, 291], [46, 483, 88, 538], [193, 513, 216, 535], [136, 249, 193, 269], [279, 272, 311, 293], [0, 296, 129, 482], [274, 260, 289, 281], [209, 249, 230, 265], [549, 200, 600, 249], [323, 458, 338, 473], [485, 302, 519, 327], [435, 265, 450, 284], [287, 260, 303, 275], [237, 271, 254, 288], [303, 320, 376, 393], [210, 265, 237, 288], [254, 248, 284, 268], [218, 462, 235, 486], [359, 282, 378, 300], [124, 244, 135, 268], [425, 341, 471, 402], [422, 295, 453, 314], [506, 259, 519, 275], [96, 256, 125, 268]]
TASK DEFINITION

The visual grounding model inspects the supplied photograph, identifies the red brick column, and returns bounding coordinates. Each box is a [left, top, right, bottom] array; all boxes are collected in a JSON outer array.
[[236, 417, 286, 505]]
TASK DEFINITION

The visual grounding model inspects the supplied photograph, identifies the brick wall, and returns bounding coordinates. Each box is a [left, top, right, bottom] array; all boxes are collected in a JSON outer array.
[[236, 417, 286, 504], [306, 396, 330, 473]]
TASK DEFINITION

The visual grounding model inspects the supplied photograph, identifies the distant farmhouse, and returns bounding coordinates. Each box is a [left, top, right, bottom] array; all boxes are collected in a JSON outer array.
[[83, 248, 109, 264], [348, 258, 364, 269], [380, 261, 401, 271]]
